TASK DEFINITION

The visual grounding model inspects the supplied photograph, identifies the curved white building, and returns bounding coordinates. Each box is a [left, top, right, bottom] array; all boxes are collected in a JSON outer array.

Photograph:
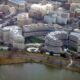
[[44, 31, 68, 53]]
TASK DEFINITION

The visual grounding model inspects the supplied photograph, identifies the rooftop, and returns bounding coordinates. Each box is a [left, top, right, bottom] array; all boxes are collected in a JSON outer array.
[[9, 0, 26, 5]]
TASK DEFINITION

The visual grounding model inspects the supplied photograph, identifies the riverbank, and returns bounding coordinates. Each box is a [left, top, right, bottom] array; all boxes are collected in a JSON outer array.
[[0, 51, 80, 72]]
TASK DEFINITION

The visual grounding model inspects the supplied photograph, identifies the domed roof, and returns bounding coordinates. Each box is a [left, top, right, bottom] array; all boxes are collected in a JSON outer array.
[[46, 31, 68, 41]]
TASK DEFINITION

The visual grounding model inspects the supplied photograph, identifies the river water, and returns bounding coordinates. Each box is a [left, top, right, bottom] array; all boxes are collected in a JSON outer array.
[[0, 63, 80, 80]]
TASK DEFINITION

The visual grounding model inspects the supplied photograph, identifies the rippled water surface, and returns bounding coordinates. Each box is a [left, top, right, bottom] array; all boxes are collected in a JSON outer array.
[[0, 63, 80, 80]]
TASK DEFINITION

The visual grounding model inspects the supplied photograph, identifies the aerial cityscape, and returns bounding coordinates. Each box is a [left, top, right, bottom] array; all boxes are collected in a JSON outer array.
[[0, 0, 80, 80]]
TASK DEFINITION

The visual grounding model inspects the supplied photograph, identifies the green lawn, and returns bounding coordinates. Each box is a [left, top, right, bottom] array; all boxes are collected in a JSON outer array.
[[25, 36, 44, 43]]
